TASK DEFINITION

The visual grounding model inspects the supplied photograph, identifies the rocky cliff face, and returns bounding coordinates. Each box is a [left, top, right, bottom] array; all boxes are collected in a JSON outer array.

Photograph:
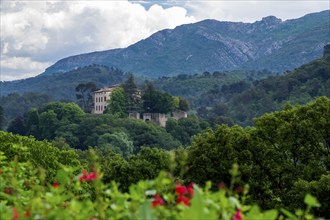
[[43, 10, 330, 77]]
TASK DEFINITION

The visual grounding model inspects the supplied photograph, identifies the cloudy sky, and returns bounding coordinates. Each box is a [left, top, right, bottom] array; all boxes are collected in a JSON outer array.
[[1, 0, 329, 81]]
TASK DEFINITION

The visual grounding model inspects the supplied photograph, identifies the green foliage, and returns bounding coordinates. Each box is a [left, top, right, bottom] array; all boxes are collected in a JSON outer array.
[[105, 87, 127, 117], [0, 154, 322, 219], [185, 97, 330, 217], [142, 83, 174, 114], [178, 97, 189, 111], [1, 65, 127, 101], [0, 131, 81, 179], [166, 116, 209, 146], [195, 50, 330, 126], [122, 74, 142, 113], [97, 132, 133, 158], [75, 82, 97, 112], [0, 92, 51, 129], [0, 105, 3, 129]]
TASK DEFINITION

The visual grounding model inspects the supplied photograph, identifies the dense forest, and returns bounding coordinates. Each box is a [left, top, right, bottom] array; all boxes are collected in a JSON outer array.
[[0, 45, 329, 219], [155, 45, 330, 126], [1, 97, 329, 219]]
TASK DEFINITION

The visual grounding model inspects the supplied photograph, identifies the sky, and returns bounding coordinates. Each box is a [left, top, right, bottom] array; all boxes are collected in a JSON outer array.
[[1, 0, 329, 81]]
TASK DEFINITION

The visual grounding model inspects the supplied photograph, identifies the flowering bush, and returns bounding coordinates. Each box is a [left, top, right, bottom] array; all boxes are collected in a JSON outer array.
[[0, 151, 321, 220]]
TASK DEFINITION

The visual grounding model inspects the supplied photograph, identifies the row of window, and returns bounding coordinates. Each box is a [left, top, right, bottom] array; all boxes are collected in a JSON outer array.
[[95, 96, 107, 102], [95, 105, 107, 111]]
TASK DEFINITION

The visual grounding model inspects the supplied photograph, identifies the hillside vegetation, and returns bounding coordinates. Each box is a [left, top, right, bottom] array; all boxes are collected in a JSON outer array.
[[153, 45, 330, 126], [0, 65, 127, 100], [1, 97, 329, 218]]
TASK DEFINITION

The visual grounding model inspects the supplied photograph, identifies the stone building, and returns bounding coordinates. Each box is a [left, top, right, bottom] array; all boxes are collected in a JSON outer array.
[[172, 110, 188, 120], [129, 111, 187, 127], [92, 85, 120, 114], [142, 113, 167, 127]]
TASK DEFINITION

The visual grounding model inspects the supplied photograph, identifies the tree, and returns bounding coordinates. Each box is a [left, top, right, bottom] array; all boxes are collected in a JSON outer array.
[[39, 110, 59, 140], [26, 108, 40, 139], [142, 83, 174, 114], [7, 116, 26, 135], [178, 97, 189, 112], [105, 87, 127, 117], [75, 82, 97, 112], [122, 74, 141, 112], [97, 132, 134, 158]]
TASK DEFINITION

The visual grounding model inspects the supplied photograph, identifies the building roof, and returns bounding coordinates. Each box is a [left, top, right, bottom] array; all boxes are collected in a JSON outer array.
[[94, 85, 121, 93]]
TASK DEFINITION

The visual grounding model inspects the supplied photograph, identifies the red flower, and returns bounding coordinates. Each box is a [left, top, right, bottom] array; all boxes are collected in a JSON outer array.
[[233, 208, 243, 220], [151, 194, 164, 208], [176, 195, 190, 206], [53, 182, 60, 188], [4, 187, 13, 195], [88, 169, 99, 180], [187, 183, 195, 197], [175, 182, 187, 196], [24, 208, 31, 217], [235, 186, 243, 194], [79, 169, 99, 182], [219, 182, 226, 189], [0, 169, 2, 175], [12, 207, 19, 220]]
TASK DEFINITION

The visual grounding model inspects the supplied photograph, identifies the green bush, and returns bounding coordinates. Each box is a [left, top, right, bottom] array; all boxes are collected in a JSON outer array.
[[0, 150, 321, 220]]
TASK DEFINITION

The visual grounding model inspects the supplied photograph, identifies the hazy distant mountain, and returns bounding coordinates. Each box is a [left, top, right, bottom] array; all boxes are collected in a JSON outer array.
[[42, 10, 330, 77]]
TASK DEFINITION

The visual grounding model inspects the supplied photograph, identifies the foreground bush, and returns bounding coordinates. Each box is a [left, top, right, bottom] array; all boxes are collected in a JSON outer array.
[[0, 152, 321, 220]]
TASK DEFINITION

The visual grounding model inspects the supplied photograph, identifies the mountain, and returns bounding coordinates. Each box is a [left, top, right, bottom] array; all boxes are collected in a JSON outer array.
[[43, 10, 330, 77], [0, 65, 127, 100]]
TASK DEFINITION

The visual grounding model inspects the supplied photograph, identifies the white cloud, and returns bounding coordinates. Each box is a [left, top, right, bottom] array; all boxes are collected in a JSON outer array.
[[184, 1, 329, 22], [1, 0, 195, 81], [0, 55, 51, 81], [0, 0, 328, 81]]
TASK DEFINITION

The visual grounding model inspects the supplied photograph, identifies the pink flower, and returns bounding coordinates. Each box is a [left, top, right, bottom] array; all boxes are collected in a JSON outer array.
[[151, 194, 164, 208], [233, 208, 243, 220]]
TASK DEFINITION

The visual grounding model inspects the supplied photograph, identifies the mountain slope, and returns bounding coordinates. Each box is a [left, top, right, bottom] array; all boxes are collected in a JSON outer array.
[[43, 10, 330, 77], [0, 65, 127, 100], [196, 44, 330, 126]]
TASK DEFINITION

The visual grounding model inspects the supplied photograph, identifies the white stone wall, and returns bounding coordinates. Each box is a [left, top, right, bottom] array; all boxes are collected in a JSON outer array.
[[93, 90, 112, 114]]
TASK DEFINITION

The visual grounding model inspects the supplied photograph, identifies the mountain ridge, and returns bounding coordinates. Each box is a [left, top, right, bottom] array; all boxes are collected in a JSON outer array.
[[42, 10, 329, 77]]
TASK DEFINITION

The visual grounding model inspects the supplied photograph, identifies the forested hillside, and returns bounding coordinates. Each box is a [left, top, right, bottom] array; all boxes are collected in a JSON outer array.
[[154, 45, 330, 126], [0, 65, 128, 99], [1, 46, 328, 129], [1, 97, 329, 219]]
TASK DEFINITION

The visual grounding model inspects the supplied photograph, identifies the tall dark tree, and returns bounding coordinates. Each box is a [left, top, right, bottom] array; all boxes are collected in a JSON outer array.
[[142, 83, 174, 114], [122, 74, 141, 112], [178, 97, 189, 112], [26, 108, 40, 139], [7, 116, 26, 135], [75, 82, 97, 112]]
